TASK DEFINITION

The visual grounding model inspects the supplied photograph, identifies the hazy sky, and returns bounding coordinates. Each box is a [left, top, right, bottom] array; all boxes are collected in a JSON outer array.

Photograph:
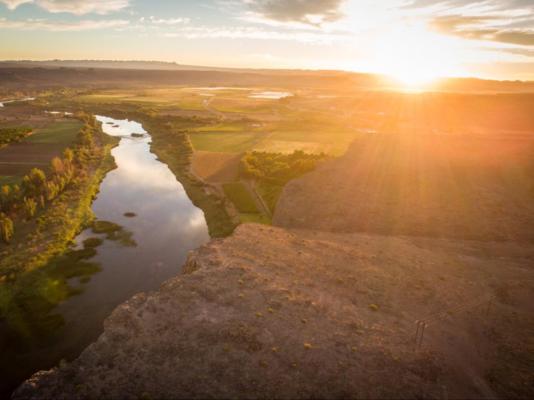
[[0, 0, 533, 80]]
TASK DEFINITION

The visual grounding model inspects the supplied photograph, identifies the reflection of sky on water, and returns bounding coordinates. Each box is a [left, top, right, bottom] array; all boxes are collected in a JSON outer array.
[[249, 91, 293, 99], [1, 115, 211, 397], [56, 116, 210, 352]]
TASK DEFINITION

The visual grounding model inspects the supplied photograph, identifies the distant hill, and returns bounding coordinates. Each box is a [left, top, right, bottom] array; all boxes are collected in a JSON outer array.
[[0, 60, 233, 72], [0, 60, 533, 93]]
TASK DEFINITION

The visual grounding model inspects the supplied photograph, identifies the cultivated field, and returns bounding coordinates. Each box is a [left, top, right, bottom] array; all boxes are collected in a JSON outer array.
[[0, 117, 82, 185]]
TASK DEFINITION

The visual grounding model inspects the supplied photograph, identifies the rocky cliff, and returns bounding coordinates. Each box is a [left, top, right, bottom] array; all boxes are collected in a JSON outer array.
[[14, 224, 533, 399]]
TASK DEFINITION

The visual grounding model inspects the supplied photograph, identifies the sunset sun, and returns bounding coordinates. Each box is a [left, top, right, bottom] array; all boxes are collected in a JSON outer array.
[[371, 25, 465, 88]]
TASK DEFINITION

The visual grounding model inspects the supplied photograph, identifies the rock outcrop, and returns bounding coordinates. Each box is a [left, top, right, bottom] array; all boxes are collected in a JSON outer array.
[[14, 224, 534, 399]]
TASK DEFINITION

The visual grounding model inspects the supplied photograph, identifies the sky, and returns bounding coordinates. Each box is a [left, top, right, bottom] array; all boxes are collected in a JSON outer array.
[[0, 0, 533, 81]]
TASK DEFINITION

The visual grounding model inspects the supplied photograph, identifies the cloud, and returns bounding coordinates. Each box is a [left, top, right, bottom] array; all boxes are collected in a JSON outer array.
[[162, 25, 345, 43], [244, 0, 344, 26], [146, 16, 190, 25], [431, 14, 534, 46], [401, 0, 534, 48], [0, 0, 129, 15], [1, 0, 31, 10], [0, 17, 129, 30], [493, 31, 534, 46]]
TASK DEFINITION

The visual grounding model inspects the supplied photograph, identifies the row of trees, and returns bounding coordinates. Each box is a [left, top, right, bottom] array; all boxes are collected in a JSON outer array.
[[0, 126, 32, 147], [240, 150, 329, 185], [0, 113, 103, 244]]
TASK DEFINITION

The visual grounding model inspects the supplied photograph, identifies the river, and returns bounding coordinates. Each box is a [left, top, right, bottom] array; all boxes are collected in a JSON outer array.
[[0, 116, 210, 397]]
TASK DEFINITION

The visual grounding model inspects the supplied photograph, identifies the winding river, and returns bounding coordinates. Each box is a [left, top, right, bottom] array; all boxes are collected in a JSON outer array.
[[0, 116, 210, 396]]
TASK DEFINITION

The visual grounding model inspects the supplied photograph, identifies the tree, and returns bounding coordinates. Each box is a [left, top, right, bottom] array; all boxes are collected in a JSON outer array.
[[0, 185, 11, 212], [45, 181, 59, 201], [50, 157, 65, 176], [0, 213, 14, 243], [22, 168, 47, 197], [23, 197, 37, 219], [63, 147, 74, 163]]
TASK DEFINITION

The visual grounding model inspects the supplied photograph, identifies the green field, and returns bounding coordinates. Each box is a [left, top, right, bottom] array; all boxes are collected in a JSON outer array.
[[78, 90, 206, 111], [193, 122, 248, 133], [190, 132, 264, 153], [239, 213, 271, 224], [0, 176, 21, 186], [27, 120, 83, 144], [0, 120, 83, 185], [222, 182, 259, 213], [257, 182, 284, 213]]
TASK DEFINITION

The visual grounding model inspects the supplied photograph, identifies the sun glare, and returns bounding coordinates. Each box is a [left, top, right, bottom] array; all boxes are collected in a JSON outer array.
[[390, 64, 438, 88], [369, 24, 465, 89]]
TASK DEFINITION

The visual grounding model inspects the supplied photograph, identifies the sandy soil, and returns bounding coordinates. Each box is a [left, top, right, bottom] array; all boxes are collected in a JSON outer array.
[[14, 224, 533, 399]]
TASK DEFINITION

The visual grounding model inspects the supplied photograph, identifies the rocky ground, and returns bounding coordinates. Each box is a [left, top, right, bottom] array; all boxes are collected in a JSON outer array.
[[14, 224, 534, 399]]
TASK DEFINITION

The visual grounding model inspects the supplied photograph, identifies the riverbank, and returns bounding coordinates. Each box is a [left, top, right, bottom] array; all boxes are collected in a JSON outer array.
[[142, 116, 239, 237], [61, 104, 238, 238], [1, 114, 213, 398], [0, 136, 118, 397], [0, 142, 117, 278]]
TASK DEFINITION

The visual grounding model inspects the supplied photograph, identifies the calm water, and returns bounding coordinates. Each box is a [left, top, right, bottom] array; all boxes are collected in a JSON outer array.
[[0, 116, 210, 397], [0, 97, 35, 108], [249, 91, 293, 99]]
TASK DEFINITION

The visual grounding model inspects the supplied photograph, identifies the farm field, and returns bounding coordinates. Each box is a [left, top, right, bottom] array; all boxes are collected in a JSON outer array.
[[0, 119, 82, 184], [191, 151, 240, 183], [222, 182, 259, 214], [12, 86, 534, 230], [57, 87, 358, 221]]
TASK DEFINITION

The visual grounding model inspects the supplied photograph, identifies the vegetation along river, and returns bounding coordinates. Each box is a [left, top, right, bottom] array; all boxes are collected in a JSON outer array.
[[0, 116, 210, 396]]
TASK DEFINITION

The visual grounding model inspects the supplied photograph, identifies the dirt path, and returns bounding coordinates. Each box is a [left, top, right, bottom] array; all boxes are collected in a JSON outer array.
[[202, 97, 227, 120]]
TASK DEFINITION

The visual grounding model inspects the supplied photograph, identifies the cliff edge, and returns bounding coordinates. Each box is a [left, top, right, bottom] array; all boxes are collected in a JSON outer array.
[[14, 224, 533, 399]]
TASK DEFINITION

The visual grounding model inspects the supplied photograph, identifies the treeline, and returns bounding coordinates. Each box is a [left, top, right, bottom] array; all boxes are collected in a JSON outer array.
[[240, 150, 329, 213], [0, 126, 32, 146], [0, 112, 105, 243], [240, 150, 329, 185]]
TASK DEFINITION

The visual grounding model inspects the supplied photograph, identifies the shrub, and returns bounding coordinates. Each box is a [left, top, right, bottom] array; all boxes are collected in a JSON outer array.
[[23, 197, 38, 219], [0, 126, 32, 146], [0, 213, 14, 243]]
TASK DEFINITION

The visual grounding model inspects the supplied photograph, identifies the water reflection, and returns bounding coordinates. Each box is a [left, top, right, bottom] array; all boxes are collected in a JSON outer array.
[[0, 115, 210, 397], [249, 91, 293, 99]]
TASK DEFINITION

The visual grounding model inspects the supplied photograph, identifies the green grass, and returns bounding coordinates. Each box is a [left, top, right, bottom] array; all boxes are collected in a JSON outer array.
[[211, 98, 277, 113], [222, 182, 259, 213], [239, 213, 271, 224], [190, 132, 263, 153], [193, 122, 248, 133], [257, 182, 284, 213], [78, 91, 206, 111], [27, 120, 83, 145]]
